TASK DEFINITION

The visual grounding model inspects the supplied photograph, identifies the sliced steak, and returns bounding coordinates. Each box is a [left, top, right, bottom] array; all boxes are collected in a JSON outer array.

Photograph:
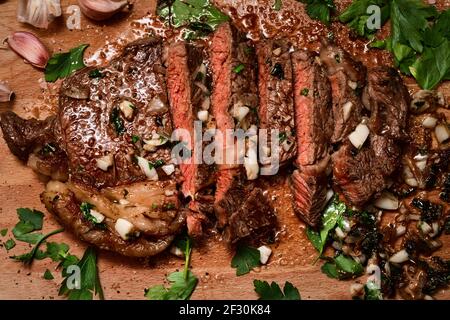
[[257, 39, 296, 168], [319, 40, 366, 143], [210, 23, 276, 241], [59, 37, 173, 189], [333, 136, 400, 207], [363, 67, 410, 140], [332, 65, 408, 208], [289, 50, 333, 226], [41, 181, 178, 258], [0, 111, 68, 180], [167, 41, 216, 237]]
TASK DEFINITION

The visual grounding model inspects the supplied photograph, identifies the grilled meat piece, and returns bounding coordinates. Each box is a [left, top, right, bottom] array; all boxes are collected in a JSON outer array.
[[289, 50, 333, 226], [0, 111, 68, 180], [59, 37, 173, 189], [363, 67, 410, 140], [257, 39, 296, 168], [319, 40, 366, 143]]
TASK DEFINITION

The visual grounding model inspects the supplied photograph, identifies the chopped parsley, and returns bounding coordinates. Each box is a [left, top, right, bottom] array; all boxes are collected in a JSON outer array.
[[152, 159, 165, 168], [253, 280, 301, 300], [233, 63, 245, 74], [231, 244, 261, 276], [44, 269, 54, 280], [80, 202, 104, 226], [132, 135, 140, 144], [278, 132, 287, 142], [111, 107, 125, 135], [321, 254, 364, 280], [45, 44, 89, 82], [12, 208, 44, 244], [270, 63, 284, 79], [300, 88, 309, 96], [88, 69, 103, 78], [5, 239, 16, 251], [273, 0, 282, 11], [0, 228, 7, 237]]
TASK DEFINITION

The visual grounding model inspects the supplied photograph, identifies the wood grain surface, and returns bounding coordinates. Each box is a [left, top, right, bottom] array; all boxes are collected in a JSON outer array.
[[0, 0, 449, 300]]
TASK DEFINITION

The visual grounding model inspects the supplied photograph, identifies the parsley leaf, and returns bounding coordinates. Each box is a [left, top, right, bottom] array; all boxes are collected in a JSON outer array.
[[321, 254, 364, 280], [145, 235, 198, 300], [273, 0, 282, 11], [339, 0, 390, 37], [306, 196, 346, 255], [390, 0, 436, 53], [5, 239, 16, 251], [1, 228, 8, 237], [59, 247, 104, 300], [45, 44, 89, 82], [301, 0, 336, 25], [364, 281, 383, 300], [159, 0, 229, 39], [11, 228, 64, 265], [44, 269, 54, 280], [254, 280, 301, 300], [231, 244, 261, 276], [12, 208, 44, 239]]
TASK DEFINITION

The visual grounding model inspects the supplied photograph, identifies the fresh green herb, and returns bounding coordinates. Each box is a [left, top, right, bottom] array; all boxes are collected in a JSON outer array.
[[41, 143, 57, 155], [321, 254, 364, 280], [253, 280, 301, 300], [165, 202, 176, 210], [79, 202, 103, 226], [339, 0, 390, 37], [12, 208, 44, 243], [151, 203, 159, 210], [0, 228, 7, 237], [307, 196, 346, 255], [11, 228, 64, 265], [44, 269, 54, 280], [111, 107, 125, 135], [45, 44, 89, 82], [88, 69, 103, 78], [59, 247, 104, 300], [231, 244, 261, 276], [270, 63, 284, 79], [145, 235, 198, 300], [364, 281, 383, 300], [300, 88, 309, 96], [233, 63, 245, 74], [244, 46, 254, 55], [301, 0, 336, 25], [278, 132, 287, 142], [132, 135, 140, 143], [152, 159, 165, 168], [159, 0, 229, 40], [5, 239, 16, 251], [273, 0, 282, 11]]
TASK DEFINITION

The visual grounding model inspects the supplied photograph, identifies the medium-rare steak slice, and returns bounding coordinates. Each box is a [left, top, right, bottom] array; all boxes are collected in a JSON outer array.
[[211, 23, 276, 242], [1, 38, 186, 257], [319, 40, 366, 144], [289, 50, 333, 226], [167, 41, 216, 236], [257, 39, 296, 168], [59, 37, 173, 189]]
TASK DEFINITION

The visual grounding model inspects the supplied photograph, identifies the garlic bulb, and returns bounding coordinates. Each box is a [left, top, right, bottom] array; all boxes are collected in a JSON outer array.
[[17, 0, 61, 29], [0, 82, 14, 102], [77, 0, 130, 21], [6, 32, 50, 69]]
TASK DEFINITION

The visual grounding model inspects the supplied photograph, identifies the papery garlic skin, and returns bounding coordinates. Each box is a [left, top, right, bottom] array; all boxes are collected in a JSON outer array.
[[66, 5, 82, 30], [77, 0, 129, 21], [0, 82, 14, 102], [6, 32, 50, 69], [17, 0, 62, 29]]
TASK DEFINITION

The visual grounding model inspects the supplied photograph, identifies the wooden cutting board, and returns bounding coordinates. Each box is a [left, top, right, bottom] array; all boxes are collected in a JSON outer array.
[[0, 0, 449, 300]]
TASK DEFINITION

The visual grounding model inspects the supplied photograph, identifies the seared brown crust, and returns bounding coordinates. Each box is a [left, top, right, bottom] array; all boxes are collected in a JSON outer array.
[[257, 39, 297, 166], [59, 37, 173, 189], [41, 188, 178, 257]]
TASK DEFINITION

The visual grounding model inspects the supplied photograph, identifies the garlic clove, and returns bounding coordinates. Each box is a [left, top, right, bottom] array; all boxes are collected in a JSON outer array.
[[6, 31, 50, 69], [77, 0, 129, 21], [17, 0, 62, 29], [0, 82, 14, 102]]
